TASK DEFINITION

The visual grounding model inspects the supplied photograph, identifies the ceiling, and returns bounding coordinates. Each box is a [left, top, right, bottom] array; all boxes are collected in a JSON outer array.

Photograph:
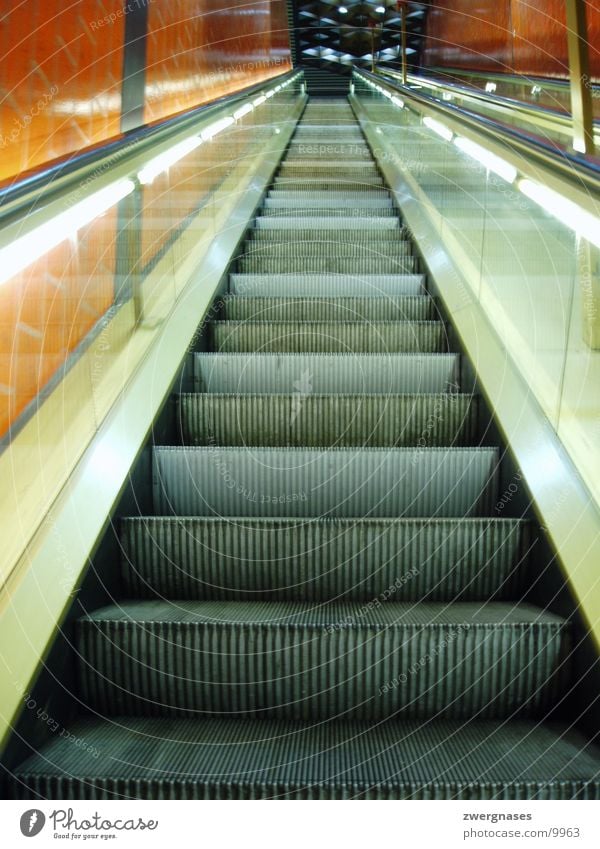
[[289, 1, 430, 73]]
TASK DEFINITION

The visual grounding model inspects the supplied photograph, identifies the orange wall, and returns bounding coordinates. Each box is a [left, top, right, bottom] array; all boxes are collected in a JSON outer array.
[[0, 0, 291, 184], [145, 0, 291, 124], [423, 0, 600, 80], [0, 1, 291, 436], [0, 0, 125, 185]]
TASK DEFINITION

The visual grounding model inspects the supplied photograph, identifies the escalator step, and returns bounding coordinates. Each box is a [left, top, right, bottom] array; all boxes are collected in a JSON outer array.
[[228, 273, 425, 297], [220, 296, 434, 321], [273, 178, 385, 189], [177, 392, 478, 447], [120, 516, 533, 601], [252, 219, 402, 232], [152, 446, 498, 517], [11, 717, 599, 799], [237, 257, 417, 273], [207, 321, 446, 354], [193, 352, 459, 394], [267, 190, 391, 201], [75, 601, 568, 720], [261, 205, 395, 217]]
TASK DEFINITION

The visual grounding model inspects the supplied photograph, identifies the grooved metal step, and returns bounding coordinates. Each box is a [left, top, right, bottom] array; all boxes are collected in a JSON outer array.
[[260, 208, 397, 219], [120, 516, 533, 601], [263, 198, 393, 210], [193, 353, 460, 394], [207, 321, 446, 354], [228, 274, 426, 297], [220, 296, 434, 321], [268, 190, 391, 201], [75, 601, 568, 720], [285, 149, 372, 161], [252, 219, 402, 231], [178, 392, 478, 447], [10, 717, 599, 799], [274, 177, 385, 188], [152, 446, 498, 518], [237, 257, 418, 274], [248, 233, 408, 248]]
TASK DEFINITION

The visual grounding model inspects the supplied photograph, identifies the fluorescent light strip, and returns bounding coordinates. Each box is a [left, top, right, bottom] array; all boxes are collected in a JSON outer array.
[[253, 95, 267, 107], [423, 116, 453, 142], [518, 179, 600, 249], [138, 136, 202, 185], [233, 103, 253, 120], [392, 96, 404, 108], [454, 136, 517, 184], [0, 179, 135, 287], [201, 116, 235, 140]]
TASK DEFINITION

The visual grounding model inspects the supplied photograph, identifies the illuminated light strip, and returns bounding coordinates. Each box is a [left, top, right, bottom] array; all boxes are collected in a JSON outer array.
[[454, 136, 517, 184], [253, 95, 267, 107], [0, 179, 135, 287], [423, 116, 453, 142], [233, 103, 254, 120], [138, 136, 203, 185], [391, 96, 404, 108], [518, 179, 600, 249], [201, 116, 235, 141]]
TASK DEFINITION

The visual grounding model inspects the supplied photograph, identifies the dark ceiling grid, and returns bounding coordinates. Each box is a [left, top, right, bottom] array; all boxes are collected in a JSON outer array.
[[289, 1, 430, 75]]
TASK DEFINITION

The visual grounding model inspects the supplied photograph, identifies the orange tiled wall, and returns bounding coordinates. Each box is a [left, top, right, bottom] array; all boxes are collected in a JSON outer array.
[[0, 0, 125, 186], [0, 0, 291, 437], [422, 0, 600, 80], [144, 0, 291, 124]]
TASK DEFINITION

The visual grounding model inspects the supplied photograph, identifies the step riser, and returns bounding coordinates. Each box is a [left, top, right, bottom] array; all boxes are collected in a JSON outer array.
[[152, 447, 498, 518], [11, 716, 598, 800], [228, 274, 425, 297], [252, 220, 402, 232], [237, 258, 418, 273], [76, 620, 569, 720], [263, 203, 394, 213], [245, 229, 412, 238], [208, 322, 446, 354], [178, 394, 478, 448], [220, 297, 434, 321], [268, 191, 391, 201], [273, 179, 385, 189], [120, 517, 532, 601], [193, 353, 459, 394]]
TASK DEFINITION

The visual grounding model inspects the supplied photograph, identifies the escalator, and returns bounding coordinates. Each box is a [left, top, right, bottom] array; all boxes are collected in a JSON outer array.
[[6, 98, 600, 799]]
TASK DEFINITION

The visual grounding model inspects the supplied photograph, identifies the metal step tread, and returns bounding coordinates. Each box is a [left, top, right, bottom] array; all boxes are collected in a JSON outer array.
[[120, 515, 533, 601], [237, 259, 418, 273], [219, 296, 434, 321], [76, 601, 567, 719], [152, 445, 498, 518], [251, 221, 404, 232], [81, 600, 561, 627], [228, 274, 426, 297], [10, 718, 599, 799], [178, 391, 478, 448], [193, 352, 459, 394], [207, 321, 447, 354]]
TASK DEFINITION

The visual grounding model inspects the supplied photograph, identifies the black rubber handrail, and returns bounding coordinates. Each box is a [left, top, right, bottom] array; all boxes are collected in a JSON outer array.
[[355, 68, 600, 193], [382, 70, 600, 128]]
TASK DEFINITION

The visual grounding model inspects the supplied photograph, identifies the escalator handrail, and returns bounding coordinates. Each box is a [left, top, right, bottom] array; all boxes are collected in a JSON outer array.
[[0, 69, 300, 224], [355, 68, 600, 202], [381, 69, 600, 133]]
